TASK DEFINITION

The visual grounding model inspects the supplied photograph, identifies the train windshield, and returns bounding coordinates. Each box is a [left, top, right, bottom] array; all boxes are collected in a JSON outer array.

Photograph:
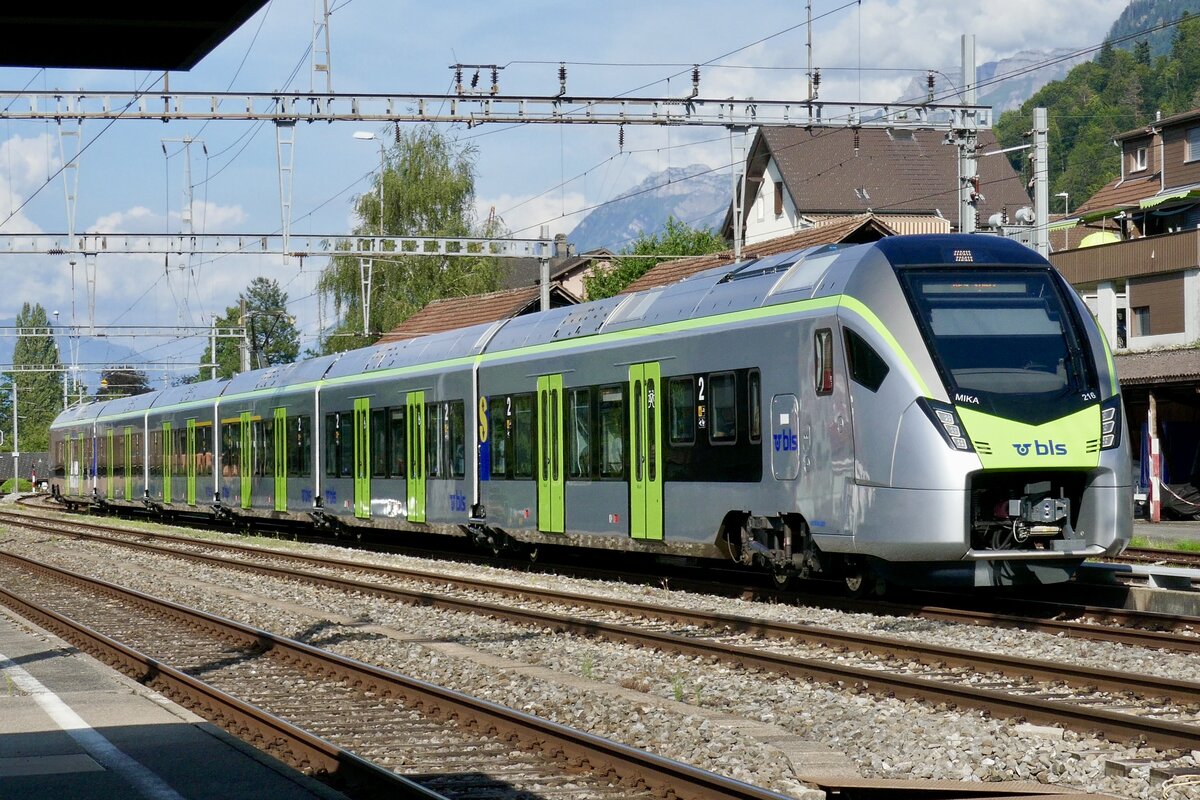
[[898, 268, 1097, 421]]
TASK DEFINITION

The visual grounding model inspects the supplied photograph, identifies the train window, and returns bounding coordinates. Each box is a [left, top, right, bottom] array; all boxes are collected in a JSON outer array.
[[668, 377, 695, 445], [175, 428, 188, 475], [388, 408, 406, 478], [490, 397, 509, 478], [512, 393, 535, 479], [259, 418, 274, 478], [323, 414, 340, 478], [646, 376, 657, 483], [567, 388, 592, 479], [748, 370, 762, 443], [844, 328, 890, 392], [448, 401, 465, 479], [222, 422, 240, 477], [814, 329, 834, 395], [598, 385, 625, 479], [113, 432, 125, 478], [286, 417, 312, 479], [371, 408, 389, 478], [196, 424, 213, 476], [708, 372, 737, 444], [149, 430, 162, 477], [338, 414, 354, 477], [426, 403, 444, 479], [132, 433, 144, 470]]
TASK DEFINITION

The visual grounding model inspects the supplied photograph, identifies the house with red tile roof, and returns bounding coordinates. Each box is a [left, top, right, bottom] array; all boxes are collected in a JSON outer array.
[[722, 126, 1031, 247], [1050, 109, 1200, 510]]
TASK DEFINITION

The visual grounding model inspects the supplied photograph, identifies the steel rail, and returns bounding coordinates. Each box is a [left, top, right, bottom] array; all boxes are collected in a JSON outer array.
[[0, 570, 443, 800], [1116, 546, 1200, 568], [0, 550, 798, 800], [4, 508, 1197, 652], [12, 519, 1200, 751]]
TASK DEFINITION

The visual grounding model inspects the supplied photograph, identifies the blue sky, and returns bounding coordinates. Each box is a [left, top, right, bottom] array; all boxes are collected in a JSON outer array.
[[0, 0, 1128, 384]]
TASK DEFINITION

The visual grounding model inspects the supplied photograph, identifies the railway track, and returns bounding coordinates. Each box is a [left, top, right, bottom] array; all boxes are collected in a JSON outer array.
[[6, 511, 1200, 753], [0, 550, 801, 800], [1114, 546, 1200, 569], [10, 505, 1200, 649]]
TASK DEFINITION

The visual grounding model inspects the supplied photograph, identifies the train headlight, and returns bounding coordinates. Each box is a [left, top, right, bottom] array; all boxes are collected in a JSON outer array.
[[918, 398, 975, 453], [1100, 395, 1123, 450]]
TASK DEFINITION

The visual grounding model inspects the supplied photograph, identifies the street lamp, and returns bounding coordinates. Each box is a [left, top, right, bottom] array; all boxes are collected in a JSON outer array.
[[353, 131, 387, 337], [1055, 192, 1071, 252]]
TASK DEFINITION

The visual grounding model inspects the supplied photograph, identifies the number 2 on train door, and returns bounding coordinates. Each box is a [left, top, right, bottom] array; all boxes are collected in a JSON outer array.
[[628, 362, 663, 541]]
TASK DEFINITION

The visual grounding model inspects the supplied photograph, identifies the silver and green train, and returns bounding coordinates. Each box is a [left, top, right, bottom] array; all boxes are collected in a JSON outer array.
[[50, 234, 1131, 589]]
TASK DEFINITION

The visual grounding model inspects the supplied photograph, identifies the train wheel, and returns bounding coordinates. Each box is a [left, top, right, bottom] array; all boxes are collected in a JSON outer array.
[[843, 570, 866, 596], [770, 570, 794, 590]]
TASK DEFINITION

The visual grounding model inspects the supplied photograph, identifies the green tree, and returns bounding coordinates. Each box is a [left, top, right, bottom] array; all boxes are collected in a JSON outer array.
[[95, 368, 152, 399], [3, 303, 64, 453], [196, 277, 300, 380], [994, 11, 1200, 207], [583, 217, 726, 300], [317, 125, 507, 352]]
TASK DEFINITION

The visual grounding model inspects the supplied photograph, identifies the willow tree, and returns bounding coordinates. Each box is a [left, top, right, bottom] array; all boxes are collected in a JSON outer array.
[[318, 125, 507, 352]]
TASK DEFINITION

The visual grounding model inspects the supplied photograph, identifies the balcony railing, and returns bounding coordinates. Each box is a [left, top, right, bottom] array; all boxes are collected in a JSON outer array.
[[1051, 228, 1200, 284]]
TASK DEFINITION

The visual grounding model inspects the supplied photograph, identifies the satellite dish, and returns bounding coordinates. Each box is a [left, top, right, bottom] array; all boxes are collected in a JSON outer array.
[[1014, 206, 1035, 224]]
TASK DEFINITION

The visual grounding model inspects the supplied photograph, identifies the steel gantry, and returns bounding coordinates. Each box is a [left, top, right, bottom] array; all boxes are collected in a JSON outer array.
[[0, 90, 991, 131]]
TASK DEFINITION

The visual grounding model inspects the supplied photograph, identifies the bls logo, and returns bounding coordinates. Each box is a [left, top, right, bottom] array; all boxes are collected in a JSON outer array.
[[1012, 440, 1068, 457], [774, 428, 799, 452]]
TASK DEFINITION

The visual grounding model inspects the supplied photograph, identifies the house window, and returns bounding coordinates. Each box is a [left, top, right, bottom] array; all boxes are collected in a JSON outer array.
[[1132, 306, 1151, 337], [774, 182, 784, 217], [1132, 146, 1147, 171], [1187, 127, 1200, 162]]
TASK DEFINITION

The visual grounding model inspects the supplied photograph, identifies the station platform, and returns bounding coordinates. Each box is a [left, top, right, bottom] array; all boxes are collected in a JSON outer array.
[[0, 606, 345, 800]]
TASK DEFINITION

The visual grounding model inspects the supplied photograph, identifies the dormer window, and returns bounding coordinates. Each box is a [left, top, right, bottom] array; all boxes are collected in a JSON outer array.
[[1187, 127, 1200, 162], [1131, 146, 1147, 171]]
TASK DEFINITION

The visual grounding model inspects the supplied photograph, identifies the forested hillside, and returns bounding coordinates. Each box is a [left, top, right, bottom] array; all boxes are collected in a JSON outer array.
[[995, 13, 1200, 207]]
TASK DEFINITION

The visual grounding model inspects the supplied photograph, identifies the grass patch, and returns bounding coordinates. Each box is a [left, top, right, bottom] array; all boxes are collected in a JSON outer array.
[[1130, 536, 1200, 552]]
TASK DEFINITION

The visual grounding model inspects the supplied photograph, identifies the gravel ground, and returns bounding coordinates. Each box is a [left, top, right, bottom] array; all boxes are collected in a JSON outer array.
[[4, 519, 1200, 799]]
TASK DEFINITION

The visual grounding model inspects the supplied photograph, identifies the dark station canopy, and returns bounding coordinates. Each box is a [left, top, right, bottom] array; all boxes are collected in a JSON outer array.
[[0, 3, 270, 71]]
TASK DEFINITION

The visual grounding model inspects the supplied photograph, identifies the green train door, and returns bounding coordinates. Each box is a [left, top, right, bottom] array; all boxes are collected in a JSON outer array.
[[66, 434, 76, 494], [186, 419, 197, 506], [240, 411, 252, 509], [123, 426, 133, 501], [628, 362, 663, 541], [353, 398, 370, 519], [106, 429, 115, 500], [406, 391, 426, 523], [274, 407, 288, 512], [536, 374, 565, 533], [162, 422, 173, 504]]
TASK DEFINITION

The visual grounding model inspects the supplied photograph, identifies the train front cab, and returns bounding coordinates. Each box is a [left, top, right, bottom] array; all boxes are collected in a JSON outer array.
[[843, 239, 1132, 588]]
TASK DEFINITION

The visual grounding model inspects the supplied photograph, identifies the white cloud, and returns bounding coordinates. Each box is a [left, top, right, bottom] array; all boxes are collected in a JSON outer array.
[[0, 134, 59, 193], [479, 191, 590, 239]]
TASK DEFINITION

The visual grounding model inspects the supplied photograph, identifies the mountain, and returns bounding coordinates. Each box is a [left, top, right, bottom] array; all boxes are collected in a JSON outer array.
[[567, 164, 730, 253], [0, 322, 149, 396], [1107, 0, 1200, 57], [896, 48, 1091, 115]]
